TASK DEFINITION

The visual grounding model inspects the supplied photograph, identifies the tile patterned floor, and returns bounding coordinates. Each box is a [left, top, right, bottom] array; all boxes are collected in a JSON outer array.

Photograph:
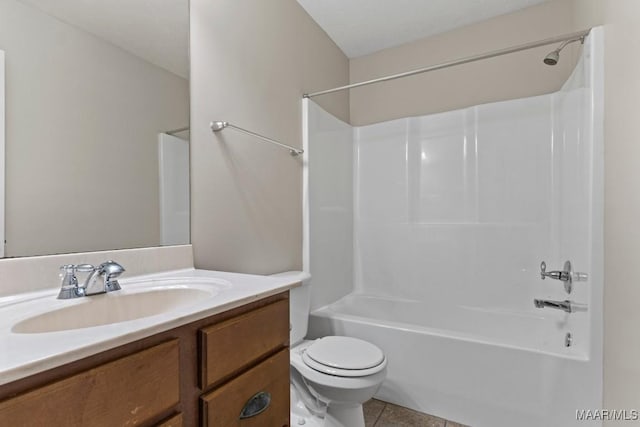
[[364, 399, 469, 427]]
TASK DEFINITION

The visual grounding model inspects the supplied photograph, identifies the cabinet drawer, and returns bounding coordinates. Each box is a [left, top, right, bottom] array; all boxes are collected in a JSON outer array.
[[200, 299, 289, 389], [0, 340, 180, 427], [157, 413, 183, 426], [201, 348, 290, 427]]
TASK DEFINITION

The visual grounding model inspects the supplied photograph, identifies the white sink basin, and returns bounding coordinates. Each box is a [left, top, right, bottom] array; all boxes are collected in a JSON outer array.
[[0, 268, 301, 387], [12, 278, 228, 334]]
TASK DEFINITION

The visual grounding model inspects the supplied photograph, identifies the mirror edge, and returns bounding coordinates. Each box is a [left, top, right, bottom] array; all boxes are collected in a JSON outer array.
[[1, 49, 4, 258]]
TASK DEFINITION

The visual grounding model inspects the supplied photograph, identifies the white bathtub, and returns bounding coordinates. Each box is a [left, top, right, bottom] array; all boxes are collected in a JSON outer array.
[[308, 294, 601, 427]]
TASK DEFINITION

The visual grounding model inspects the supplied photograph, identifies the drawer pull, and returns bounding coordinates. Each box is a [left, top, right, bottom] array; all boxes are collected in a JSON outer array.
[[239, 391, 271, 419]]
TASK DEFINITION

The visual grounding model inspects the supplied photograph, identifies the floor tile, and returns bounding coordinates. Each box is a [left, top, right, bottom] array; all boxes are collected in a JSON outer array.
[[364, 399, 386, 427], [374, 402, 446, 427]]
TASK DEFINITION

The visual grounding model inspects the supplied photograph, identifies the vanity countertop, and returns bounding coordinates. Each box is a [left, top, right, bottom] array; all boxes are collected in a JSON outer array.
[[0, 268, 303, 386]]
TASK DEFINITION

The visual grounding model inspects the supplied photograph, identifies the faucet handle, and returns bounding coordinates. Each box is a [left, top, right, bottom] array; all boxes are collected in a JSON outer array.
[[98, 261, 125, 279], [75, 264, 96, 273], [59, 264, 78, 286], [57, 264, 82, 299], [98, 261, 125, 292]]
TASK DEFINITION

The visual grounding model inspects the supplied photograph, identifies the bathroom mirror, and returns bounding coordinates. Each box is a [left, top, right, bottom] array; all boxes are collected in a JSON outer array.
[[0, 0, 190, 258]]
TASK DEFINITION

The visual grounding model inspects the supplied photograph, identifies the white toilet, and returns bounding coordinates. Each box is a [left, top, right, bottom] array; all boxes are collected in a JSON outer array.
[[273, 272, 387, 427]]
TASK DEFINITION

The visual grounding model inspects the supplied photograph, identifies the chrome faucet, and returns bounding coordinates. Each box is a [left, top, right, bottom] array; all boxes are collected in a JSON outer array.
[[83, 261, 125, 295], [56, 261, 125, 299]]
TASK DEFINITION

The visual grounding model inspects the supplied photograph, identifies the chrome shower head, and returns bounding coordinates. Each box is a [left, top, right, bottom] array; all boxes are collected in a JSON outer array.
[[543, 49, 560, 66], [543, 36, 585, 66]]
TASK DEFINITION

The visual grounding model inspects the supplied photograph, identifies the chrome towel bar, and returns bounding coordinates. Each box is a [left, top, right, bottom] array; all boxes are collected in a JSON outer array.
[[210, 121, 303, 156]]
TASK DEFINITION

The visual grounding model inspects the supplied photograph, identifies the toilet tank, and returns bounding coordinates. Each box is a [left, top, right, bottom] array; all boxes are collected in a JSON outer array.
[[269, 271, 311, 346]]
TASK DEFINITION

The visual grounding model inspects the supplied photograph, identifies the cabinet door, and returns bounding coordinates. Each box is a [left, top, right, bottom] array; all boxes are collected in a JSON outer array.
[[0, 340, 180, 427], [157, 413, 183, 426], [201, 348, 290, 427], [200, 299, 289, 389]]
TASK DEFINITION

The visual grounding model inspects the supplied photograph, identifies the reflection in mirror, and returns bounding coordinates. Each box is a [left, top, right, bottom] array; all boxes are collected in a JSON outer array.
[[0, 0, 190, 258]]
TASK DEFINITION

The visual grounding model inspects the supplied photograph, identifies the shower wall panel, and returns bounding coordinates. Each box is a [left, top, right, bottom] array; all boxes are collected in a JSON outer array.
[[306, 28, 601, 362], [355, 94, 556, 310], [304, 100, 354, 310]]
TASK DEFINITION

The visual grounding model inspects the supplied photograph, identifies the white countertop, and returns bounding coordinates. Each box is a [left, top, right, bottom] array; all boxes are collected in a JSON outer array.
[[0, 268, 303, 386]]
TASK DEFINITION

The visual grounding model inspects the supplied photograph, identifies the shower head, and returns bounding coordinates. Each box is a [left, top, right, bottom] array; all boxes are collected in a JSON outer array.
[[542, 36, 585, 66], [543, 49, 560, 66]]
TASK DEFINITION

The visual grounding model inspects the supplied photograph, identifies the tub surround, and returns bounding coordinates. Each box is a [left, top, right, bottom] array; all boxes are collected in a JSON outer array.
[[304, 27, 603, 427]]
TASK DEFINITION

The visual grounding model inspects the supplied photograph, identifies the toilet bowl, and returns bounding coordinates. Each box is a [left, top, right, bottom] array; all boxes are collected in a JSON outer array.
[[290, 337, 387, 427], [271, 271, 387, 427]]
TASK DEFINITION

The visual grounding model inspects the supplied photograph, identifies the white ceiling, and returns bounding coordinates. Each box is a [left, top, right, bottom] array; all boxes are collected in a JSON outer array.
[[296, 0, 550, 58], [19, 0, 189, 79], [19, 1, 550, 75]]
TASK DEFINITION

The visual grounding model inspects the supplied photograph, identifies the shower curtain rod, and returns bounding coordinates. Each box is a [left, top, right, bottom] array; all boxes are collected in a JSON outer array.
[[303, 29, 591, 98]]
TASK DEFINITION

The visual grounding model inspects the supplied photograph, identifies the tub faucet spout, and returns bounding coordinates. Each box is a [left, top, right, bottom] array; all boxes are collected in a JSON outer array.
[[534, 299, 574, 313]]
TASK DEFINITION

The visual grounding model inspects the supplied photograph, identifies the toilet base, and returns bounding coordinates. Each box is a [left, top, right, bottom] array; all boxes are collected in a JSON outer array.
[[325, 403, 365, 427], [291, 384, 324, 427], [291, 384, 366, 427]]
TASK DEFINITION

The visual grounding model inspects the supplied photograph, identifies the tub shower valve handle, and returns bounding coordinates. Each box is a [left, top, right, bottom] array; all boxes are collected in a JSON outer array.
[[540, 261, 570, 282], [540, 260, 587, 294]]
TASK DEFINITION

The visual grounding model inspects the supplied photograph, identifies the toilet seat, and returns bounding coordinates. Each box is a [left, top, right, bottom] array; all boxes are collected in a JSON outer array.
[[302, 336, 386, 377]]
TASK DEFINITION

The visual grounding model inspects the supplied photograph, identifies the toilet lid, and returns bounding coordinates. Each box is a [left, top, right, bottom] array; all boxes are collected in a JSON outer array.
[[304, 336, 385, 372]]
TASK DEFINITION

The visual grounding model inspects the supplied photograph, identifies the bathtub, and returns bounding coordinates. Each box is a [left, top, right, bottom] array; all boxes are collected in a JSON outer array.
[[308, 294, 601, 427]]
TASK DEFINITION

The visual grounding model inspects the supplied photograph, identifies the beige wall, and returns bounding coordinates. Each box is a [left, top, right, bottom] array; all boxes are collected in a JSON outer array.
[[0, 0, 189, 257], [349, 0, 598, 126], [184, 0, 640, 415], [602, 0, 640, 417], [2, 0, 636, 413], [190, 0, 349, 274]]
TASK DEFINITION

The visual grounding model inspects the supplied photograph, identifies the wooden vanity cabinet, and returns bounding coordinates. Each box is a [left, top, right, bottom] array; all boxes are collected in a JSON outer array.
[[0, 291, 291, 427], [199, 298, 290, 427], [201, 349, 290, 427], [157, 413, 184, 427], [200, 298, 289, 389], [0, 340, 180, 427]]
